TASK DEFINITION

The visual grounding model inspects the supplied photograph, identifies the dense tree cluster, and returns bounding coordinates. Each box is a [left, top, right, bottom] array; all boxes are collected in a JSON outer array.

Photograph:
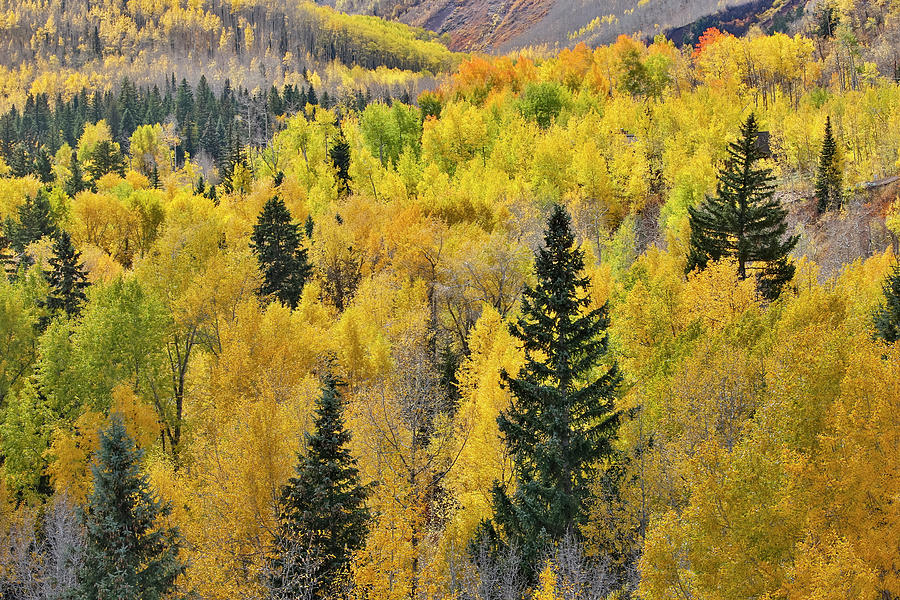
[[0, 75, 388, 186], [3, 6, 900, 600]]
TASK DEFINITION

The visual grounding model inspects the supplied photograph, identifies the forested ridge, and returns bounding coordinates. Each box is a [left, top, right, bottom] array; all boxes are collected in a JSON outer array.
[[0, 0, 458, 114], [2, 0, 900, 599]]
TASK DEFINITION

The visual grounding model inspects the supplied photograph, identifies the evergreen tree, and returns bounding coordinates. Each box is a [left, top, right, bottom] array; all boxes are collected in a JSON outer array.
[[76, 415, 185, 600], [269, 375, 369, 599], [44, 231, 89, 320], [0, 231, 15, 278], [34, 146, 53, 183], [329, 132, 351, 197], [815, 116, 843, 213], [874, 263, 900, 343], [8, 189, 58, 252], [250, 196, 311, 309], [686, 113, 798, 300], [87, 140, 125, 181], [9, 143, 30, 177], [65, 149, 88, 196], [488, 204, 622, 578]]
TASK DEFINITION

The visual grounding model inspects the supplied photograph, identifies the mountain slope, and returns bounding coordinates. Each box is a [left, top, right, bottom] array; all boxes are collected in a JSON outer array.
[[0, 0, 459, 111], [315, 0, 794, 51]]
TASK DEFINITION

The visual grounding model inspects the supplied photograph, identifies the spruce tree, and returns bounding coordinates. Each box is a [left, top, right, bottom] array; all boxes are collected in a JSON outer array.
[[87, 140, 125, 181], [489, 204, 622, 577], [65, 152, 88, 196], [815, 116, 842, 213], [874, 263, 900, 343], [0, 231, 15, 278], [687, 113, 798, 300], [269, 375, 369, 598], [329, 132, 352, 197], [250, 196, 311, 309], [8, 189, 58, 252], [44, 231, 89, 319], [34, 146, 53, 184], [76, 415, 185, 600]]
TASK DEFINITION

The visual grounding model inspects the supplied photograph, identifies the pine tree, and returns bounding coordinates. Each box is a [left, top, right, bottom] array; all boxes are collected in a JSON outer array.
[[76, 415, 185, 600], [687, 113, 798, 300], [65, 149, 88, 196], [329, 132, 351, 197], [87, 140, 125, 182], [489, 204, 622, 577], [815, 116, 843, 213], [44, 231, 89, 319], [250, 196, 311, 309], [0, 231, 15, 278], [8, 189, 58, 252], [269, 375, 369, 599], [874, 263, 900, 343], [34, 146, 53, 184]]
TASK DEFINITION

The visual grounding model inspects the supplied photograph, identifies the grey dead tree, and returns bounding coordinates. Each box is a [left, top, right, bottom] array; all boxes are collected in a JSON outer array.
[[0, 493, 85, 600]]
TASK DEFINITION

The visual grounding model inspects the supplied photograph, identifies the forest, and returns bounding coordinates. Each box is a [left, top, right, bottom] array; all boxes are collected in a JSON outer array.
[[1, 0, 900, 599]]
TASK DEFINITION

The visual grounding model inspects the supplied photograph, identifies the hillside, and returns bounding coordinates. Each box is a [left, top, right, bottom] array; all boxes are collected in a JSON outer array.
[[0, 0, 460, 112], [3, 1, 900, 599], [314, 0, 799, 51]]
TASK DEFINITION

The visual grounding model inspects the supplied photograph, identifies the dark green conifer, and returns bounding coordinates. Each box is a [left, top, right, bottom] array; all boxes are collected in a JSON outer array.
[[44, 231, 89, 320], [489, 204, 622, 578], [874, 263, 900, 343], [65, 150, 88, 196], [250, 196, 311, 309], [34, 146, 53, 183], [9, 143, 30, 177], [268, 375, 370, 599], [686, 113, 798, 300], [329, 132, 351, 197], [75, 415, 185, 600], [8, 189, 58, 252], [815, 116, 842, 213], [87, 140, 125, 181], [0, 231, 15, 278]]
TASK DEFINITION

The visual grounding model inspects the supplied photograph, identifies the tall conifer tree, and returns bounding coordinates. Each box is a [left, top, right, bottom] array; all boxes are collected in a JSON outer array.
[[489, 204, 621, 576], [269, 375, 369, 598], [874, 263, 900, 343], [687, 113, 798, 300], [75, 416, 184, 600], [815, 116, 842, 212], [250, 196, 311, 309], [329, 132, 352, 197], [65, 149, 88, 196], [44, 231, 89, 319], [7, 189, 58, 252]]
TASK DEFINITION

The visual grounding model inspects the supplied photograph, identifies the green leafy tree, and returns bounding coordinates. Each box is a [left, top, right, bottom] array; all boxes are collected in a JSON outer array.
[[489, 204, 622, 577], [250, 196, 311, 309], [686, 114, 798, 300], [75, 415, 185, 600], [874, 263, 900, 343], [44, 231, 89, 320], [520, 82, 565, 128], [815, 116, 842, 212], [269, 375, 369, 598]]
